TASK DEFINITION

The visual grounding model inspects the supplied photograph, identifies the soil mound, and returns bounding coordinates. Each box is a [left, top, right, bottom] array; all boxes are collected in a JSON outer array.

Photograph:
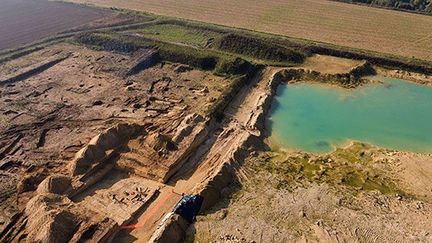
[[146, 132, 177, 153], [173, 113, 204, 144], [36, 175, 72, 195], [25, 193, 77, 243], [69, 123, 145, 176]]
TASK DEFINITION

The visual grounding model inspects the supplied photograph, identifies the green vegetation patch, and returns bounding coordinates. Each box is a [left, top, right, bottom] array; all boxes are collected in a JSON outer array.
[[77, 32, 140, 53], [216, 33, 305, 63], [76, 32, 215, 69], [157, 42, 218, 70], [128, 22, 305, 66], [134, 24, 220, 48], [76, 31, 260, 76], [337, 0, 432, 14], [254, 144, 406, 196]]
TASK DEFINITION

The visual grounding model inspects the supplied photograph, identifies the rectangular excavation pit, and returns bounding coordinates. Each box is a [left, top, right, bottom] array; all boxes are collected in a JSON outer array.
[[72, 169, 164, 226]]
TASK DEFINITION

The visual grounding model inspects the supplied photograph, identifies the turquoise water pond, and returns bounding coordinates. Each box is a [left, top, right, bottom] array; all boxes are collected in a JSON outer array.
[[268, 76, 432, 153]]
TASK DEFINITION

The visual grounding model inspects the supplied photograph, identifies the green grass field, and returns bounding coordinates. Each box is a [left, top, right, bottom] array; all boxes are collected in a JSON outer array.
[[133, 24, 219, 48]]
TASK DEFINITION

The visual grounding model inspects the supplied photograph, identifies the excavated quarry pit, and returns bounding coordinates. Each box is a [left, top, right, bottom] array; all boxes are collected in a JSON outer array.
[[0, 41, 235, 242], [1, 29, 432, 243], [0, 36, 279, 241]]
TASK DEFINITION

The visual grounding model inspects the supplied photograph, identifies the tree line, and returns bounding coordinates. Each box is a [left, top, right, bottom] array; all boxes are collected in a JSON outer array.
[[336, 0, 432, 14]]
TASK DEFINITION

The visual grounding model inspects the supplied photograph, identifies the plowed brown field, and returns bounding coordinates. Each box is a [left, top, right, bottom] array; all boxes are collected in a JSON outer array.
[[0, 0, 108, 50], [67, 0, 432, 61]]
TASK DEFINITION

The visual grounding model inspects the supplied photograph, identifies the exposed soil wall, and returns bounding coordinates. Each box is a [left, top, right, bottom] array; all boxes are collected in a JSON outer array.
[[161, 119, 210, 183], [124, 49, 159, 76], [150, 213, 189, 243], [77, 33, 140, 53], [277, 61, 376, 88], [69, 123, 147, 177], [196, 134, 259, 212]]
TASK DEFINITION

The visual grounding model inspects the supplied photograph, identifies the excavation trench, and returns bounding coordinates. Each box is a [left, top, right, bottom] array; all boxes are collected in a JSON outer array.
[[117, 68, 277, 242]]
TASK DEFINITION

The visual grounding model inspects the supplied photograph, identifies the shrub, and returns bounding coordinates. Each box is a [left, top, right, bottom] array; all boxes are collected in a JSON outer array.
[[217, 33, 305, 63]]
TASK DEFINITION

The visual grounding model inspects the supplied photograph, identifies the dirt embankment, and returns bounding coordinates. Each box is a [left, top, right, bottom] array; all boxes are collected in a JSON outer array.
[[377, 67, 432, 87], [272, 61, 376, 88]]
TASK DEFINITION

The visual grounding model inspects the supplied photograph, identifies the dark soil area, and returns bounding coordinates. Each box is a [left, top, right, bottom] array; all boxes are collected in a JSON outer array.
[[0, 0, 109, 50]]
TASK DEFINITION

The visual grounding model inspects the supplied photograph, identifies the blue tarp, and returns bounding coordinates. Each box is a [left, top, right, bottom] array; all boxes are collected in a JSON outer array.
[[173, 194, 204, 223]]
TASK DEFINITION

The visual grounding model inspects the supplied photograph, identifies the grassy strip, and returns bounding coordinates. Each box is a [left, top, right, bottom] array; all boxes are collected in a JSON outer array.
[[124, 16, 432, 74], [76, 32, 217, 69], [172, 18, 432, 74], [132, 24, 220, 48], [141, 15, 432, 74], [75, 32, 258, 75], [215, 33, 305, 63], [123, 22, 305, 65]]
